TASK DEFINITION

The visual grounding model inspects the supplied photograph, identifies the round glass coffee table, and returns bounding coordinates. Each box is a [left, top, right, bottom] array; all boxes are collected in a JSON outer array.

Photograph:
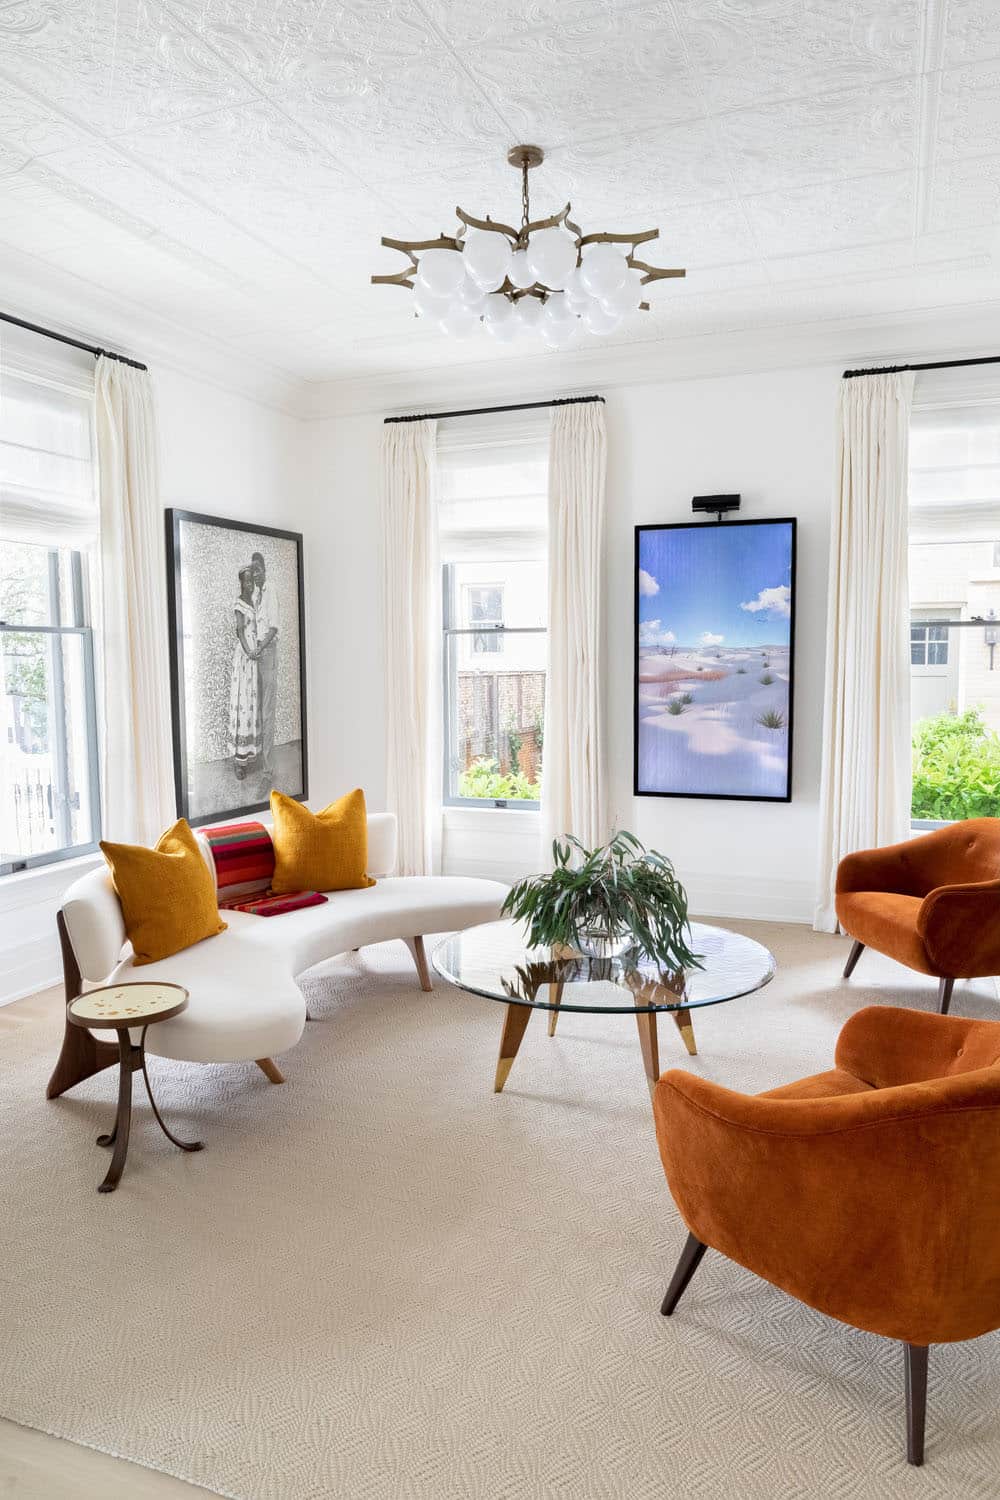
[[433, 919, 775, 1096]]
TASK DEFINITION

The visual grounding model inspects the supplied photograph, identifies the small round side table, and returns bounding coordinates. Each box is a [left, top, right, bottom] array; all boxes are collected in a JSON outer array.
[[68, 982, 203, 1194]]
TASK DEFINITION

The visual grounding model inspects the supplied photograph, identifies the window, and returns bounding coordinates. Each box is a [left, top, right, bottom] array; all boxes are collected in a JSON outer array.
[[910, 621, 949, 667], [438, 412, 548, 808], [466, 584, 504, 653], [1, 360, 101, 873], [909, 383, 1000, 826]]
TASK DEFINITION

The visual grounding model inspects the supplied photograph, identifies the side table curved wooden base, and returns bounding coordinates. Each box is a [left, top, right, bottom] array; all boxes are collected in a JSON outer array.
[[68, 983, 202, 1194]]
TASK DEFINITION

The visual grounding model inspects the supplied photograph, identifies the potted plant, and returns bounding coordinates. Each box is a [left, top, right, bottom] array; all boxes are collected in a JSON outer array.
[[501, 831, 702, 976]]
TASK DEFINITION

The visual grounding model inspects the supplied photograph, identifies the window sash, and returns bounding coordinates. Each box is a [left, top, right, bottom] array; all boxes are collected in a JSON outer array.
[[442, 605, 545, 810], [1, 547, 102, 874]]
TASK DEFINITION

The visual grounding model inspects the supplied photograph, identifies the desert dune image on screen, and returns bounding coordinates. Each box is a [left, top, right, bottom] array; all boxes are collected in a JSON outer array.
[[635, 520, 794, 800]]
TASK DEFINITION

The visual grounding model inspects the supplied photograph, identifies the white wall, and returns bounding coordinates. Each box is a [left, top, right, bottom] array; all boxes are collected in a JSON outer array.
[[0, 361, 305, 1004], [301, 363, 839, 918], [605, 367, 836, 922]]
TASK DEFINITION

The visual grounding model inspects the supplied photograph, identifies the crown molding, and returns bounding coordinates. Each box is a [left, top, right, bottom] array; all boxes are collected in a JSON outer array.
[[297, 301, 1000, 420], [0, 249, 309, 418]]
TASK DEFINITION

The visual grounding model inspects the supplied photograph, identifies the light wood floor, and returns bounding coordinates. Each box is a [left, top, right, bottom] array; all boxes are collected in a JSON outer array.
[[0, 1417, 204, 1497]]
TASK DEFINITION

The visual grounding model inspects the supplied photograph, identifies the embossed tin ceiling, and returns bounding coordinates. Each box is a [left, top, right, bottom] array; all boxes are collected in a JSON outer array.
[[1, 1, 999, 381]]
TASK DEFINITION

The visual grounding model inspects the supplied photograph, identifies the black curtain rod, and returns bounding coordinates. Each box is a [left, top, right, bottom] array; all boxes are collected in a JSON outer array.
[[0, 310, 147, 371], [843, 354, 1000, 379], [384, 394, 604, 424]]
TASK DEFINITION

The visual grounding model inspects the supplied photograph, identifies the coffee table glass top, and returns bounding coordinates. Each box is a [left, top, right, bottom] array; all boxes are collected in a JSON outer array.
[[433, 919, 774, 1014]]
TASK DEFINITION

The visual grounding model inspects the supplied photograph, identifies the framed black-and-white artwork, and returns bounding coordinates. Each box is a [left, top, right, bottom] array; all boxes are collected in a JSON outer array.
[[634, 517, 796, 803], [165, 509, 308, 826]]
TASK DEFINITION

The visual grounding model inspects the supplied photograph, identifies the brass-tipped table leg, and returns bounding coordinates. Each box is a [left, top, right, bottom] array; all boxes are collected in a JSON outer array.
[[671, 1007, 698, 1057], [494, 1002, 533, 1093]]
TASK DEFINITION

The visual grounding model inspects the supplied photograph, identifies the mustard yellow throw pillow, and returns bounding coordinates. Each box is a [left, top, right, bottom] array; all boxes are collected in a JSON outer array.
[[101, 818, 226, 966], [270, 788, 376, 895]]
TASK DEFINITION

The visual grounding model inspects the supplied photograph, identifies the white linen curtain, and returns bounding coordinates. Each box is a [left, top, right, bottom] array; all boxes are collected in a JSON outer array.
[[542, 401, 609, 854], [95, 357, 175, 845], [814, 371, 915, 931], [381, 419, 436, 875]]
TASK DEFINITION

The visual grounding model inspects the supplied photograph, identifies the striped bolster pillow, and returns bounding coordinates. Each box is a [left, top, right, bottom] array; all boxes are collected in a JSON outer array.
[[218, 889, 329, 917], [201, 820, 275, 890]]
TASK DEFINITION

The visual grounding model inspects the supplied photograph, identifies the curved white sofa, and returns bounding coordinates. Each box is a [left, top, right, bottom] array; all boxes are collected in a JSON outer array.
[[48, 812, 507, 1097]]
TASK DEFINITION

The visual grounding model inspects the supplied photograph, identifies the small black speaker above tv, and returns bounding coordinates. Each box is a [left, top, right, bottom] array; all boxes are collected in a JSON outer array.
[[692, 493, 741, 516]]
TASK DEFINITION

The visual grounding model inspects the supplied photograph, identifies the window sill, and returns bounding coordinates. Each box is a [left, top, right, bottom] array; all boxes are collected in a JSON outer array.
[[0, 850, 102, 902]]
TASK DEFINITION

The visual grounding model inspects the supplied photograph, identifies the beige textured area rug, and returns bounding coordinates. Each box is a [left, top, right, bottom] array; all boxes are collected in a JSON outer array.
[[3, 922, 1000, 1500]]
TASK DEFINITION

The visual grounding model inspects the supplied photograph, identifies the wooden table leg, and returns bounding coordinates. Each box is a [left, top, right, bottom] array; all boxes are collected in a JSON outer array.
[[97, 1029, 134, 1194], [547, 979, 564, 1037], [634, 1009, 660, 1097], [495, 1002, 533, 1093], [671, 1007, 698, 1056]]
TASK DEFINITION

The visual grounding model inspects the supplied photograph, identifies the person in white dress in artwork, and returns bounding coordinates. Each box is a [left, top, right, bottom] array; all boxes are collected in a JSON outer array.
[[251, 550, 279, 778], [228, 565, 261, 780]]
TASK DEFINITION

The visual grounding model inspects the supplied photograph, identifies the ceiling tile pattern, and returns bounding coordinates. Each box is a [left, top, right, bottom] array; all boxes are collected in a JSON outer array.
[[1, 0, 1000, 379]]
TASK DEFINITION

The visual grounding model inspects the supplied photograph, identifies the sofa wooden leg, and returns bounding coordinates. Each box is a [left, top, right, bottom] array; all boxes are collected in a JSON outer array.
[[47, 909, 119, 1099], [937, 978, 955, 1016], [661, 1232, 708, 1316], [255, 1058, 284, 1085], [843, 940, 865, 979], [404, 936, 433, 992], [904, 1343, 929, 1465]]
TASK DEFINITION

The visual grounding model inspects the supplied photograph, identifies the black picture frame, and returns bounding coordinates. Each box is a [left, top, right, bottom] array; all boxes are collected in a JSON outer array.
[[633, 517, 797, 803], [165, 508, 308, 826]]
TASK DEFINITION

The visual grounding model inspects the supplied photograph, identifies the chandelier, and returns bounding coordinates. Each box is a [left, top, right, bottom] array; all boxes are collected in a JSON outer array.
[[372, 145, 685, 347]]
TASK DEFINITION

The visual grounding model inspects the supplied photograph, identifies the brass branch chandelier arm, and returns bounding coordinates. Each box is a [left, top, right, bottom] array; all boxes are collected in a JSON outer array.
[[454, 207, 520, 243], [629, 261, 687, 283], [380, 234, 462, 252], [371, 269, 416, 288], [578, 227, 660, 248], [371, 143, 686, 341]]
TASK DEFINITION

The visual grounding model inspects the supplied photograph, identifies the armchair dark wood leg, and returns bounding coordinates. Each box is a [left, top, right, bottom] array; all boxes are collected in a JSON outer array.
[[937, 978, 955, 1016], [904, 1342, 928, 1466], [843, 940, 865, 979], [660, 1232, 708, 1316]]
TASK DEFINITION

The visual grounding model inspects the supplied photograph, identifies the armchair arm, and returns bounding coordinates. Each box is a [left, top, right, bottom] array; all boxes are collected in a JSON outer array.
[[652, 1066, 1000, 1343], [834, 1005, 990, 1088], [836, 841, 915, 896], [918, 879, 1000, 976]]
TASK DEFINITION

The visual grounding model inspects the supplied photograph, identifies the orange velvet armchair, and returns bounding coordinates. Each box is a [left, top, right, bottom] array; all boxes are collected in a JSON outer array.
[[836, 818, 1000, 1013], [653, 1005, 1000, 1465]]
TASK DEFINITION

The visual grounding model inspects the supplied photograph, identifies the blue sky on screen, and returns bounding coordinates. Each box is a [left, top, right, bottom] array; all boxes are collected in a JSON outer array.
[[638, 522, 793, 649]]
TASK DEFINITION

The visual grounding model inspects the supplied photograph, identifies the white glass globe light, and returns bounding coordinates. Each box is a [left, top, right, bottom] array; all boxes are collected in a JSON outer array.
[[412, 279, 453, 320], [544, 292, 575, 323], [457, 275, 488, 316], [582, 300, 622, 336], [508, 249, 536, 290], [416, 247, 466, 297], [483, 295, 518, 342], [525, 227, 577, 290], [440, 302, 481, 339], [542, 296, 577, 347], [463, 229, 513, 292], [562, 266, 589, 310], [580, 243, 628, 299], [514, 296, 544, 332], [601, 267, 644, 317], [542, 317, 576, 349]]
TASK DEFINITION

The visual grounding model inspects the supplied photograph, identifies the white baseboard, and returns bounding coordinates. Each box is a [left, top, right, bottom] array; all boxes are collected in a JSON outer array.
[[685, 872, 816, 926]]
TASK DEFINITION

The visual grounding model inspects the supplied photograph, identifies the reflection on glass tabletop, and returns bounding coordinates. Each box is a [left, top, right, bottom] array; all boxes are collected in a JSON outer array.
[[432, 918, 775, 1015]]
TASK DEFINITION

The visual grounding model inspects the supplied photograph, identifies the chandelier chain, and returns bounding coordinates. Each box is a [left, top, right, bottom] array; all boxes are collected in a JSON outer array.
[[521, 161, 530, 238]]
